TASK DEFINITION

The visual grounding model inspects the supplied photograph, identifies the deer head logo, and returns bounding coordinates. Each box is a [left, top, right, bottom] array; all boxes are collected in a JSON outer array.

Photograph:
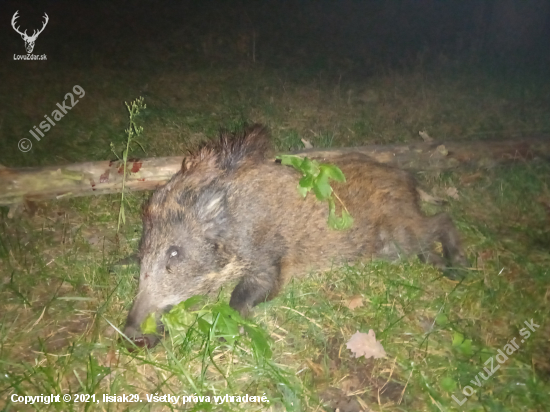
[[11, 11, 49, 54]]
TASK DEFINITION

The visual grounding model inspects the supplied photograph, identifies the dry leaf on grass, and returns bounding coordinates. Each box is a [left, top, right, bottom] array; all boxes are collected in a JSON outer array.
[[445, 187, 459, 200], [418, 130, 433, 142], [306, 359, 324, 377], [105, 346, 118, 367], [345, 295, 364, 310], [460, 171, 483, 185], [435, 144, 448, 156], [301, 138, 313, 148], [417, 188, 445, 205], [346, 330, 386, 359]]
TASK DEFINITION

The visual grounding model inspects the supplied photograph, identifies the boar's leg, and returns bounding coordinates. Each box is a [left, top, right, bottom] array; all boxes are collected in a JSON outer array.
[[431, 213, 468, 265], [422, 213, 469, 279], [229, 260, 281, 317]]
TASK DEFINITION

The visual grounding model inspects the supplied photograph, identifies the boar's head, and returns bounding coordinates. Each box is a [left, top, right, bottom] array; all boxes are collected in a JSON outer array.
[[123, 125, 268, 348]]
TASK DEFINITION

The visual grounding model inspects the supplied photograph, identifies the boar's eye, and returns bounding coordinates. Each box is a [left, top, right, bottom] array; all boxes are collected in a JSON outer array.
[[167, 246, 182, 259]]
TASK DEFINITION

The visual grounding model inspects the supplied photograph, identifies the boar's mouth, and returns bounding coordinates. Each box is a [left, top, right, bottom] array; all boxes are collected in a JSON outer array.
[[123, 320, 166, 350], [123, 295, 174, 350], [126, 326, 164, 352], [122, 304, 179, 352]]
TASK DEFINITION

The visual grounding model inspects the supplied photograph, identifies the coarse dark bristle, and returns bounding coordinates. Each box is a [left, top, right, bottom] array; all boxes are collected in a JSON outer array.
[[186, 123, 272, 172], [141, 124, 272, 231]]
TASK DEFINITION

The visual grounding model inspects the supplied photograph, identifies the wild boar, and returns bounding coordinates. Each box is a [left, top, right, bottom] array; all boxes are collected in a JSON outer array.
[[124, 124, 467, 347]]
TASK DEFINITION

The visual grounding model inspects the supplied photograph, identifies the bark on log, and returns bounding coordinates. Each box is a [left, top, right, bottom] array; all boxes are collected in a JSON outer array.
[[0, 157, 184, 206], [0, 136, 548, 206]]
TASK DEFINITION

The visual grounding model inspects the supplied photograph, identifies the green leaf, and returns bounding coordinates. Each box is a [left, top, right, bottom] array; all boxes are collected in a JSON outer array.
[[244, 324, 272, 360], [435, 313, 448, 326], [452, 331, 465, 347], [216, 319, 239, 344], [197, 318, 212, 335], [452, 331, 473, 355], [440, 377, 457, 392], [162, 300, 196, 331], [312, 170, 332, 200], [140, 313, 158, 335], [479, 349, 493, 364], [328, 208, 354, 230], [328, 197, 336, 214], [279, 154, 353, 231], [86, 355, 111, 391], [300, 157, 320, 176], [278, 155, 304, 170], [183, 295, 205, 310], [340, 209, 354, 230], [119, 205, 126, 224], [320, 164, 346, 182], [212, 302, 245, 321], [298, 174, 314, 190], [211, 304, 240, 337], [298, 175, 314, 198], [327, 211, 338, 229], [297, 184, 309, 198], [457, 338, 473, 356]]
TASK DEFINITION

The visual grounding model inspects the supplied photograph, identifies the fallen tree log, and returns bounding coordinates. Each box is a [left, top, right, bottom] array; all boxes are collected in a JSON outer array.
[[0, 136, 548, 206]]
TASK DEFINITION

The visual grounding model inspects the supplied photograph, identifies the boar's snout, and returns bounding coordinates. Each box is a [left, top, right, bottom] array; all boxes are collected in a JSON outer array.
[[123, 293, 163, 349]]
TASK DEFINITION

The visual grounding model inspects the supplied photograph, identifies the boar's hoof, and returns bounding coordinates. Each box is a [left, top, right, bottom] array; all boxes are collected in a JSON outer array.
[[442, 266, 468, 281]]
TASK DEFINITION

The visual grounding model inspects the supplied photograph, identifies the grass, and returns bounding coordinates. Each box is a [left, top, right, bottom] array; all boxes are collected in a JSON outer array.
[[3, 64, 550, 168], [1, 121, 549, 411], [1, 3, 550, 410]]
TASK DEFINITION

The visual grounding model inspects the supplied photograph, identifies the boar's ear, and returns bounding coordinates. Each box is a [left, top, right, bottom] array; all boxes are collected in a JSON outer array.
[[196, 187, 228, 240]]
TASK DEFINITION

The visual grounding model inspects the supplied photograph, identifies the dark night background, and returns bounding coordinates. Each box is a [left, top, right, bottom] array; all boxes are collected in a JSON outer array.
[[2, 1, 550, 72], [2, 0, 550, 168]]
